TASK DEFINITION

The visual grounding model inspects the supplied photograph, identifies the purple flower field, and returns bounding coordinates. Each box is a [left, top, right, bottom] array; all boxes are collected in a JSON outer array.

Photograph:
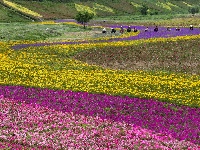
[[12, 25, 200, 50], [109, 25, 200, 40], [0, 85, 199, 145]]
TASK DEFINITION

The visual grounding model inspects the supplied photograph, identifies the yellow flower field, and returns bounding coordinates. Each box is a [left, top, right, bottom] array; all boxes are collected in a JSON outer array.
[[0, 34, 199, 107], [3, 0, 42, 18]]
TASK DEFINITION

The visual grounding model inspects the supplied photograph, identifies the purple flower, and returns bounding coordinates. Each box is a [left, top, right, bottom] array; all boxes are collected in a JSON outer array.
[[12, 25, 200, 50]]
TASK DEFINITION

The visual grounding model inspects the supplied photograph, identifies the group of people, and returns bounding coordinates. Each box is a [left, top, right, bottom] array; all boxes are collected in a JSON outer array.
[[147, 25, 196, 32], [166, 25, 195, 31], [144, 26, 161, 32], [102, 26, 138, 34], [126, 26, 138, 33], [102, 24, 198, 34]]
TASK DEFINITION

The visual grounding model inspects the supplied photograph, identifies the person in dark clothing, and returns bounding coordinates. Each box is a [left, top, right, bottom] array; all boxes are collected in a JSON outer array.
[[176, 27, 180, 31], [190, 25, 193, 30], [154, 26, 158, 32], [127, 26, 131, 32], [120, 26, 124, 34], [111, 28, 116, 33], [133, 27, 138, 32]]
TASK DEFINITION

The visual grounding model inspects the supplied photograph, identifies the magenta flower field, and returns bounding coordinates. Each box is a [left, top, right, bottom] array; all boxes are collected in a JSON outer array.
[[0, 85, 200, 146], [0, 95, 199, 149]]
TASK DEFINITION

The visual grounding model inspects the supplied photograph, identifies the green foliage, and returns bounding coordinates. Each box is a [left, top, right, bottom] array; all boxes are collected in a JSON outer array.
[[75, 11, 94, 28], [1, 0, 200, 21], [188, 6, 199, 14], [140, 4, 148, 15], [96, 14, 200, 26], [0, 3, 30, 22]]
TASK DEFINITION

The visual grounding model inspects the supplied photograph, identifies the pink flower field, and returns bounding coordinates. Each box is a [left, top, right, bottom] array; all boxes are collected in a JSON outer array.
[[0, 96, 199, 149]]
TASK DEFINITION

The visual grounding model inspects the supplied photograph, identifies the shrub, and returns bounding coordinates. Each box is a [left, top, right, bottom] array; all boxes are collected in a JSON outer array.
[[75, 11, 94, 29], [188, 6, 199, 15]]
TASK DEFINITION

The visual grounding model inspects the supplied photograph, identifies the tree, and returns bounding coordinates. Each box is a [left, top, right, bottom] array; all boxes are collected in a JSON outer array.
[[188, 6, 199, 15], [140, 4, 148, 15], [75, 11, 94, 29]]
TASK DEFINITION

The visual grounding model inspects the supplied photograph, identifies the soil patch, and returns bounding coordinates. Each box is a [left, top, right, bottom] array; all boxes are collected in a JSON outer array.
[[72, 39, 200, 75]]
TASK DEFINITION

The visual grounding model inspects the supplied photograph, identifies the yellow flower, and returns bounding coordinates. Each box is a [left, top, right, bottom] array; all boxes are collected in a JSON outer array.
[[3, 0, 42, 17]]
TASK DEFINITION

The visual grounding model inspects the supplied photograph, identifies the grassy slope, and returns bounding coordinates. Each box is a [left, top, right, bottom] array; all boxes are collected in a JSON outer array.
[[93, 14, 200, 26], [0, 2, 30, 22], [0, 22, 93, 41], [0, 0, 199, 22]]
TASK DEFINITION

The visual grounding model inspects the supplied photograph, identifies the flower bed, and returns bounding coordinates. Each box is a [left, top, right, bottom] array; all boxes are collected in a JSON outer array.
[[3, 35, 199, 107], [11, 25, 200, 50], [0, 23, 200, 149], [2, 0, 42, 18], [0, 96, 199, 149]]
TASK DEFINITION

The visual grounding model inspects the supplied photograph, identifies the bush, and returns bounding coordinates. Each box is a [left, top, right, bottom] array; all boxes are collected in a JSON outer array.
[[188, 6, 199, 15], [75, 11, 94, 29], [140, 4, 148, 15]]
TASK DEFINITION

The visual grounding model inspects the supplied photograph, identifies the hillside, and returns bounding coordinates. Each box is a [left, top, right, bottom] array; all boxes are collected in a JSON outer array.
[[0, 0, 199, 21], [0, 1, 30, 22]]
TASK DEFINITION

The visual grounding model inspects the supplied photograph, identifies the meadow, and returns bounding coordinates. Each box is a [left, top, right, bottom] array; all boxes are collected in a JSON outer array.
[[0, 17, 200, 149]]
